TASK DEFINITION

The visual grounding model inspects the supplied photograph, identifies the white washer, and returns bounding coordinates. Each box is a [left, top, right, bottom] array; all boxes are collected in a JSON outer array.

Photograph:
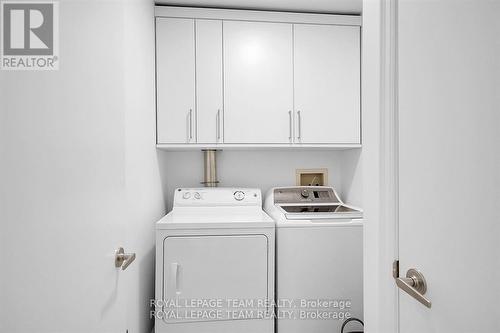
[[155, 188, 275, 333], [264, 186, 363, 333]]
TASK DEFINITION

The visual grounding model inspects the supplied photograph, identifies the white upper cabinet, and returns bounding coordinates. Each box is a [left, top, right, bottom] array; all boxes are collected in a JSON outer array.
[[196, 20, 223, 144], [156, 17, 196, 144], [155, 7, 361, 148], [223, 21, 294, 144], [294, 24, 361, 144]]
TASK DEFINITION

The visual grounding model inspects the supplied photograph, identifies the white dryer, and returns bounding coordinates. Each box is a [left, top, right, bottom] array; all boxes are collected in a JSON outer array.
[[155, 188, 275, 333], [264, 186, 363, 333]]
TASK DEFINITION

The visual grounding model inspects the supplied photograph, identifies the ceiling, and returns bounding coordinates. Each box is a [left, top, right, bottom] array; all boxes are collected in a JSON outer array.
[[155, 0, 362, 15]]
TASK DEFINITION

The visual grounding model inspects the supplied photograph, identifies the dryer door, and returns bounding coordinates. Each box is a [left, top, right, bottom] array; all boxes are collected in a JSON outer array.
[[162, 234, 269, 323]]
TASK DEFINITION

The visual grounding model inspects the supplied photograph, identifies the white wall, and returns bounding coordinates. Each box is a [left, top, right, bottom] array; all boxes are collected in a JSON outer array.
[[0, 1, 165, 332], [158, 150, 362, 210]]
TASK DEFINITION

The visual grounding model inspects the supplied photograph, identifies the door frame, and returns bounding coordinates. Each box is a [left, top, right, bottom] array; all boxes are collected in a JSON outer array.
[[362, 0, 399, 332]]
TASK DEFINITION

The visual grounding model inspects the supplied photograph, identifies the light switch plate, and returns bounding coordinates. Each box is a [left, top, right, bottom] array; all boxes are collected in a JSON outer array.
[[296, 168, 328, 186]]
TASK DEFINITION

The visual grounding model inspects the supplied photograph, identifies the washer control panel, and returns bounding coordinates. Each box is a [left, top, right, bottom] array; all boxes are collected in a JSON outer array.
[[174, 188, 261, 207], [273, 186, 341, 204]]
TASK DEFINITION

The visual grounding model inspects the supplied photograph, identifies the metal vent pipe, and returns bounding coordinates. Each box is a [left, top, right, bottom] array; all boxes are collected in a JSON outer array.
[[201, 149, 219, 187]]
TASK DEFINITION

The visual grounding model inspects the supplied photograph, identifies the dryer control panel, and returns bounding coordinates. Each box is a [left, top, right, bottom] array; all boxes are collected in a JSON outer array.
[[174, 188, 262, 207]]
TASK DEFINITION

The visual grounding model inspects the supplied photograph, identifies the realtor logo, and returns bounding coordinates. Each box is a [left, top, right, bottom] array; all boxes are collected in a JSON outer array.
[[1, 1, 59, 70]]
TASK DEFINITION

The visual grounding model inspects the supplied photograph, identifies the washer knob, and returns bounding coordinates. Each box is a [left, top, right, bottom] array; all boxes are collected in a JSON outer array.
[[194, 192, 201, 200], [182, 192, 191, 199], [301, 189, 310, 198], [234, 191, 245, 201]]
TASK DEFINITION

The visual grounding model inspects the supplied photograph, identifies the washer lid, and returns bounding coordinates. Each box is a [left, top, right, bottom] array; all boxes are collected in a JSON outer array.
[[281, 205, 357, 213], [269, 186, 363, 221], [280, 204, 362, 219]]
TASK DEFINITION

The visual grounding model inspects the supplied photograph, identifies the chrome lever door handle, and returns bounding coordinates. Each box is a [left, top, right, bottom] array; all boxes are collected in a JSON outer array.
[[395, 268, 432, 308], [115, 247, 136, 271]]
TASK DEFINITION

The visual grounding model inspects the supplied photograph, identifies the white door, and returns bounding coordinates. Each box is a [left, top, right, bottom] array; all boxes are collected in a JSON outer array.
[[223, 21, 293, 144], [0, 2, 164, 332], [156, 17, 196, 144], [397, 1, 500, 332], [196, 19, 224, 144], [162, 235, 269, 322], [294, 24, 360, 144]]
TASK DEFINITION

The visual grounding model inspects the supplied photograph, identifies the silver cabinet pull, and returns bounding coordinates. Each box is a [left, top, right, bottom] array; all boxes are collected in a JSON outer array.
[[222, 108, 225, 140], [115, 247, 136, 271], [297, 110, 302, 140], [216, 109, 221, 141], [188, 109, 193, 142], [395, 268, 432, 308], [288, 110, 293, 141]]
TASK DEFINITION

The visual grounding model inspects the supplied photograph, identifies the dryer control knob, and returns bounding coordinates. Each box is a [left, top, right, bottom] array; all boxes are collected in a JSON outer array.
[[234, 191, 245, 201], [182, 192, 191, 199], [194, 192, 201, 200]]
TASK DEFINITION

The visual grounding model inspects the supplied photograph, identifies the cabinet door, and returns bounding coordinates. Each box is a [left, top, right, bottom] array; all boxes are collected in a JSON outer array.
[[196, 20, 223, 144], [156, 18, 196, 144], [223, 21, 293, 144], [163, 235, 269, 323], [294, 24, 360, 144]]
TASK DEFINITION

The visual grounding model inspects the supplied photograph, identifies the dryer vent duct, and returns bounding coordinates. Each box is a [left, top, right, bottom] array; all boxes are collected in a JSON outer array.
[[201, 149, 219, 187]]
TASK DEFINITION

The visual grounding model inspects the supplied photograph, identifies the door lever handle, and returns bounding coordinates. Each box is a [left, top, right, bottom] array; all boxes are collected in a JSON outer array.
[[395, 268, 432, 308], [115, 247, 136, 271]]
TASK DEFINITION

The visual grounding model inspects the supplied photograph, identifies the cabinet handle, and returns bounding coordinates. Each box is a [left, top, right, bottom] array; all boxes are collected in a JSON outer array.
[[216, 109, 221, 141], [188, 109, 193, 142], [297, 110, 302, 140], [288, 111, 293, 142]]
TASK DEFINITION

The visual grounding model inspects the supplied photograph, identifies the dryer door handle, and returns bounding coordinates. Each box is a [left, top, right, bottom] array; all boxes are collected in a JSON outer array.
[[170, 263, 181, 295]]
